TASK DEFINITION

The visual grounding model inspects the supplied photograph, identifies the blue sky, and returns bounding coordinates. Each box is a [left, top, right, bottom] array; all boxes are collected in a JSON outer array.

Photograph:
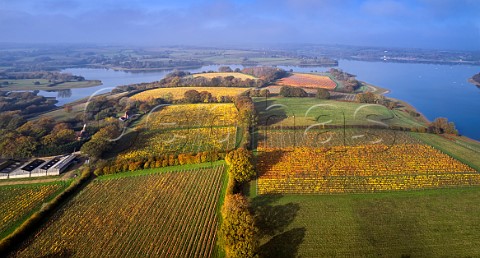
[[0, 0, 479, 50]]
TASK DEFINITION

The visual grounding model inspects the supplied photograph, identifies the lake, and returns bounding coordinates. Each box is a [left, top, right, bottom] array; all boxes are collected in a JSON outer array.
[[281, 61, 480, 141], [40, 62, 479, 140], [338, 60, 480, 141], [39, 65, 245, 105]]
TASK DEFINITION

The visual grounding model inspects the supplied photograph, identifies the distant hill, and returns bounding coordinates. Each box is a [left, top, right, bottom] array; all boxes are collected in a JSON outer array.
[[469, 72, 480, 87]]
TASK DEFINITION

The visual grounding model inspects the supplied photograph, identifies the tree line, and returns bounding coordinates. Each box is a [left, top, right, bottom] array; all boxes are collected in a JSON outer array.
[[329, 68, 361, 93], [112, 66, 289, 94], [0, 91, 57, 114], [0, 71, 85, 81], [0, 117, 79, 159]]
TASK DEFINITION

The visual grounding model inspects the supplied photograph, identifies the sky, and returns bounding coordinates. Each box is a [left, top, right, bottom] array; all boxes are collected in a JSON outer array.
[[0, 0, 479, 51]]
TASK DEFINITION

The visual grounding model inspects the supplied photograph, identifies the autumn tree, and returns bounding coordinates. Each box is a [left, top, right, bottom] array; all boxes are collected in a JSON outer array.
[[225, 148, 255, 183], [79, 139, 108, 159], [279, 86, 308, 97], [17, 117, 55, 139], [234, 96, 255, 127], [0, 132, 37, 158], [199, 91, 214, 103], [220, 194, 258, 258], [316, 88, 330, 99], [355, 92, 377, 103], [80, 122, 122, 159], [41, 128, 75, 147], [219, 66, 233, 72], [0, 111, 25, 130], [184, 89, 201, 103], [429, 117, 458, 135]]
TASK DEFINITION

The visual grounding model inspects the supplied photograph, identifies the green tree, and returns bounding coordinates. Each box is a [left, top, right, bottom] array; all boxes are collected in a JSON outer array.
[[80, 139, 109, 159], [0, 132, 37, 159], [0, 111, 25, 130], [80, 123, 122, 159]]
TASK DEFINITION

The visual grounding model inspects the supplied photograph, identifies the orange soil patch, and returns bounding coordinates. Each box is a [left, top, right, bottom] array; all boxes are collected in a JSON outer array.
[[277, 73, 336, 90], [192, 72, 257, 80]]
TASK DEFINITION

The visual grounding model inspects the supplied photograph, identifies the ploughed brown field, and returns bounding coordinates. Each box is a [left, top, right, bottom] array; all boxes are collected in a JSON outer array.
[[277, 73, 337, 90]]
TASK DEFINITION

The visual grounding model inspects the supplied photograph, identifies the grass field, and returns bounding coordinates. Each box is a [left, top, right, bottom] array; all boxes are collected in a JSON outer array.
[[192, 72, 257, 80], [254, 97, 423, 128], [251, 187, 480, 257], [276, 73, 337, 90], [0, 182, 68, 239], [0, 79, 101, 90], [14, 164, 227, 257], [130, 87, 249, 101]]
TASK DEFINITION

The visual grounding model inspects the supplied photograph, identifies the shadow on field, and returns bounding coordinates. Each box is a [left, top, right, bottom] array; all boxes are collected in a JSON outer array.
[[255, 99, 289, 126], [258, 227, 306, 258], [353, 199, 431, 257], [255, 150, 285, 177], [102, 130, 141, 159], [252, 195, 304, 257]]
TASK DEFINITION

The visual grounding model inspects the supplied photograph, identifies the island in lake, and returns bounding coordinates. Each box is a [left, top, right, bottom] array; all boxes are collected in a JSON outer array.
[[469, 72, 480, 88]]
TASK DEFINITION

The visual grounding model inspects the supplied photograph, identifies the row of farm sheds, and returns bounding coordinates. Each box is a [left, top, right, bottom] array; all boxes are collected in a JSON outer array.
[[0, 154, 76, 179]]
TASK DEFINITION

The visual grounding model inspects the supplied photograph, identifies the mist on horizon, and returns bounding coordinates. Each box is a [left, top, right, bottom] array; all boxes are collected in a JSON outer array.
[[0, 0, 479, 51]]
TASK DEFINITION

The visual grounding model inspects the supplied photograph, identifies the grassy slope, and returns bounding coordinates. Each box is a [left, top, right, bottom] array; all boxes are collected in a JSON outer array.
[[254, 97, 422, 128], [251, 187, 480, 257]]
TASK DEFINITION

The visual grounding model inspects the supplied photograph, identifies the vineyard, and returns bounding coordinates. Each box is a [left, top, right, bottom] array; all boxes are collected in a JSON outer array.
[[131, 87, 248, 101], [14, 165, 226, 257], [192, 72, 257, 80], [118, 127, 237, 160], [259, 128, 417, 149], [144, 103, 239, 127], [0, 182, 67, 238], [257, 144, 479, 194], [277, 73, 337, 90], [118, 103, 239, 160]]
